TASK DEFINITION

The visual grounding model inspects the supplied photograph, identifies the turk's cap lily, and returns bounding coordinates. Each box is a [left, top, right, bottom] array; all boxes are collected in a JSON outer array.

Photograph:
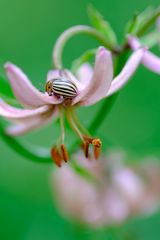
[[0, 46, 145, 137], [128, 35, 160, 74], [0, 46, 146, 166]]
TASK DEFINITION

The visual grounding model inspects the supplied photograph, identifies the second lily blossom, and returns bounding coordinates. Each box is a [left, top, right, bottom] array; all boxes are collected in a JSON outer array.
[[0, 46, 146, 166]]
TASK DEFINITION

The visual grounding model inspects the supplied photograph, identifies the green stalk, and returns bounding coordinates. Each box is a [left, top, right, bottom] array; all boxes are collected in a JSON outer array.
[[53, 25, 119, 69]]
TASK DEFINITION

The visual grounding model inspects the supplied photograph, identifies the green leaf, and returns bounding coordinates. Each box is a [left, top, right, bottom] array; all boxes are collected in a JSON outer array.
[[137, 7, 160, 36], [140, 30, 160, 48], [125, 7, 153, 34], [87, 4, 117, 48], [125, 6, 160, 36], [71, 48, 96, 74], [125, 12, 139, 34]]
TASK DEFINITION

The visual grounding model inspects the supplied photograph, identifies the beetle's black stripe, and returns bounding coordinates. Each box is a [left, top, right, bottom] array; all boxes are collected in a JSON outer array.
[[53, 88, 76, 95], [51, 78, 77, 98], [53, 82, 77, 90], [53, 83, 76, 90], [53, 79, 76, 86], [53, 89, 76, 95], [53, 86, 76, 92], [53, 89, 76, 97]]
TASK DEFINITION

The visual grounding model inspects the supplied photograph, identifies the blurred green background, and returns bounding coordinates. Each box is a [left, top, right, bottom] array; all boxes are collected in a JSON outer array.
[[0, 0, 160, 239]]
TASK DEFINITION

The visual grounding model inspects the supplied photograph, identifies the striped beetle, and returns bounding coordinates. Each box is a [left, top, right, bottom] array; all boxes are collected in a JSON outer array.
[[45, 78, 78, 99]]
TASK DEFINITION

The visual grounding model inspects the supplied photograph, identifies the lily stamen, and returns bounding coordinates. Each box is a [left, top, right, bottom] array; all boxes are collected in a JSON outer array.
[[51, 146, 62, 167], [83, 141, 90, 158], [59, 107, 65, 144], [66, 109, 84, 142], [92, 138, 102, 160], [60, 144, 69, 162], [83, 136, 102, 160]]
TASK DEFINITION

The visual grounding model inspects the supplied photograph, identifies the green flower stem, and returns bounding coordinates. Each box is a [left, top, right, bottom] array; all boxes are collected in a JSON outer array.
[[88, 93, 118, 134], [0, 122, 51, 163], [53, 25, 119, 69]]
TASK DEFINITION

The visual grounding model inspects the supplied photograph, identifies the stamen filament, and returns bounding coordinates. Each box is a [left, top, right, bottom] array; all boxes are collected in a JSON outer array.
[[66, 109, 84, 141], [70, 108, 91, 137], [59, 108, 65, 144]]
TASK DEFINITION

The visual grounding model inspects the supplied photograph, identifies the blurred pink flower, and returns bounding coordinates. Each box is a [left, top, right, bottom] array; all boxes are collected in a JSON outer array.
[[51, 150, 160, 227], [0, 47, 145, 166], [128, 35, 160, 74]]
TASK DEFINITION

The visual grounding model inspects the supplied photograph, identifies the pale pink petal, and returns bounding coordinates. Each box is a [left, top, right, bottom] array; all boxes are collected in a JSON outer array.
[[76, 63, 93, 86], [5, 63, 62, 108], [107, 48, 146, 97], [127, 35, 141, 50], [63, 69, 85, 91], [46, 70, 61, 82], [140, 51, 160, 74], [6, 108, 57, 136], [73, 47, 113, 106], [128, 36, 160, 74], [0, 99, 52, 121]]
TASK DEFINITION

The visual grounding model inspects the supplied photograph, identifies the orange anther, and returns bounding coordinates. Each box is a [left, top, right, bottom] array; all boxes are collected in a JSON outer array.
[[51, 147, 62, 167], [83, 141, 90, 158], [60, 144, 69, 162], [92, 139, 102, 160]]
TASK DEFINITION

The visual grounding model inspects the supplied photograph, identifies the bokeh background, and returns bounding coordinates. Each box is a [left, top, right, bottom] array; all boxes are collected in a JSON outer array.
[[0, 0, 160, 239]]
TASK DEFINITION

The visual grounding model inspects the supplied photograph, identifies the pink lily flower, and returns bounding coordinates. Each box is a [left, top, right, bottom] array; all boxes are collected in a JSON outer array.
[[128, 35, 160, 74], [0, 46, 145, 166]]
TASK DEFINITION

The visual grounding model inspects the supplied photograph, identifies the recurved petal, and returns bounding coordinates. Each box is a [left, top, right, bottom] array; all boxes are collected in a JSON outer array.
[[128, 35, 160, 74], [6, 108, 57, 136], [63, 69, 85, 91], [0, 99, 53, 121], [76, 63, 93, 86], [46, 70, 61, 82], [73, 47, 113, 106], [107, 48, 146, 97], [127, 35, 141, 50], [139, 51, 160, 74], [4, 63, 62, 108]]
